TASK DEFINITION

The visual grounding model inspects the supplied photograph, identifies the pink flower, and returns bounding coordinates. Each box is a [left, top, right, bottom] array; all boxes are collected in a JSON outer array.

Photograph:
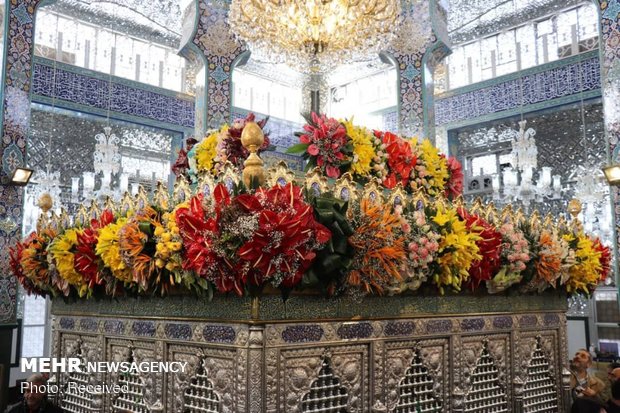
[[307, 144, 319, 155]]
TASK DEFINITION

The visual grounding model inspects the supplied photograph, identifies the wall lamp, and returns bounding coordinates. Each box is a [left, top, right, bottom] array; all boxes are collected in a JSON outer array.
[[602, 164, 620, 186], [1, 167, 34, 186]]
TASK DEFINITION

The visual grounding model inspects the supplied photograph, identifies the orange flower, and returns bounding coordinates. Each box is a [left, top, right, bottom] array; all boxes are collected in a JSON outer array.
[[536, 231, 562, 284], [348, 199, 405, 294]]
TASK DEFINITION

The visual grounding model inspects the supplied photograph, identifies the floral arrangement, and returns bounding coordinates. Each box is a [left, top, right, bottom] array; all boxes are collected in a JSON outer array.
[[289, 113, 463, 198], [184, 113, 271, 177], [10, 117, 611, 301]]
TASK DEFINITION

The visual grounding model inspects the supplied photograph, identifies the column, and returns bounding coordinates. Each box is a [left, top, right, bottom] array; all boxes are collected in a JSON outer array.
[[192, 0, 246, 130], [387, 0, 450, 141], [596, 0, 620, 281], [0, 0, 43, 324]]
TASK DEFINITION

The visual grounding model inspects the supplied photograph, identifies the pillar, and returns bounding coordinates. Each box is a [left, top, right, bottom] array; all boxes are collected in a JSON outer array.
[[0, 0, 43, 324], [192, 0, 246, 130], [388, 0, 450, 141]]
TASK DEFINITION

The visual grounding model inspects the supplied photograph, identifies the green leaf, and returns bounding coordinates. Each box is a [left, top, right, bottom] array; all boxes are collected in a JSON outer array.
[[286, 143, 309, 154]]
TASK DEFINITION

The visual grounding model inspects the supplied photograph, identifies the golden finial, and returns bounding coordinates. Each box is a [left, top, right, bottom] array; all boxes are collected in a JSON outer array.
[[37, 193, 53, 214], [568, 198, 583, 233], [568, 198, 582, 219], [135, 186, 149, 210], [36, 193, 53, 232], [241, 121, 265, 188]]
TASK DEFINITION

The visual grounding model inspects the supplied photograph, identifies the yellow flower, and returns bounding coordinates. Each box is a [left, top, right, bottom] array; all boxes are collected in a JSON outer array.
[[97, 218, 132, 282], [195, 130, 220, 173], [342, 119, 375, 177], [416, 139, 449, 195], [49, 229, 84, 288], [433, 205, 481, 292], [566, 235, 602, 294]]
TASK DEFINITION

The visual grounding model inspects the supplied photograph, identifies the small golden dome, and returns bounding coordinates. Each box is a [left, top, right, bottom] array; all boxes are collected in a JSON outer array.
[[240, 121, 265, 149]]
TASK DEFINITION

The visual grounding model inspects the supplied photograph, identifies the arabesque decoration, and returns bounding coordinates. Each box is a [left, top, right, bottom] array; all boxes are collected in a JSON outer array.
[[10, 114, 610, 301]]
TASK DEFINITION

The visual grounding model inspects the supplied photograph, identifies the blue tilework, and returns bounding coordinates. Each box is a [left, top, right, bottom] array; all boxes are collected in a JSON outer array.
[[132, 321, 156, 337], [435, 56, 601, 125], [203, 325, 236, 343], [337, 322, 373, 339], [492, 316, 513, 330], [461, 318, 485, 331], [384, 321, 415, 337], [426, 319, 452, 334], [165, 323, 193, 340], [281, 325, 324, 343], [104, 320, 125, 335], [31, 63, 194, 128], [59, 317, 75, 330], [79, 318, 98, 332]]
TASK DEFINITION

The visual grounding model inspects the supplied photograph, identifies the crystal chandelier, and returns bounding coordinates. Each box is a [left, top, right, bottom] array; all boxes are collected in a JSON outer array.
[[229, 0, 400, 73], [492, 120, 562, 211], [72, 126, 129, 203]]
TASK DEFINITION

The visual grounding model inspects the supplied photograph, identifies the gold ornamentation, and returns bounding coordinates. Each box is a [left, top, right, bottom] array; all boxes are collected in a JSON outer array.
[[241, 121, 266, 188], [120, 192, 134, 216], [154, 182, 170, 211], [266, 161, 296, 187], [361, 178, 384, 205], [135, 186, 149, 210], [74, 204, 89, 227], [88, 199, 101, 221], [304, 168, 329, 195], [333, 172, 358, 204], [387, 183, 407, 209]]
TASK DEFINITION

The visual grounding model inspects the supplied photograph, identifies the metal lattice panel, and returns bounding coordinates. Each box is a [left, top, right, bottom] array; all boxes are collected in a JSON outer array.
[[394, 348, 442, 413], [522, 337, 558, 413], [61, 342, 101, 413], [300, 357, 349, 413], [112, 349, 148, 413], [183, 359, 221, 413], [464, 341, 508, 413]]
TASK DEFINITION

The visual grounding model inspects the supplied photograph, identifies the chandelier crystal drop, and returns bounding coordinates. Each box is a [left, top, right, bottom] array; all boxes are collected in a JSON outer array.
[[229, 0, 401, 73]]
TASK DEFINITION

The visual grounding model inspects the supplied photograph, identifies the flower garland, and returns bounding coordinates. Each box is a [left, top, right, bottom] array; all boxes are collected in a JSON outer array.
[[49, 228, 87, 295]]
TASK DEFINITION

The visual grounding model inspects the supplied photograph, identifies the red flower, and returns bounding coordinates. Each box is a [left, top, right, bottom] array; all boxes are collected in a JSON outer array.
[[458, 207, 503, 289], [237, 183, 331, 288], [378, 131, 416, 189], [176, 185, 246, 295], [297, 113, 350, 178], [74, 209, 115, 289], [445, 156, 464, 199], [593, 238, 612, 282]]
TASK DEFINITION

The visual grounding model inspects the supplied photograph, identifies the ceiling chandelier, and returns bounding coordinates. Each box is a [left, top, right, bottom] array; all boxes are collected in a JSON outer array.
[[228, 0, 400, 73], [492, 120, 563, 211]]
